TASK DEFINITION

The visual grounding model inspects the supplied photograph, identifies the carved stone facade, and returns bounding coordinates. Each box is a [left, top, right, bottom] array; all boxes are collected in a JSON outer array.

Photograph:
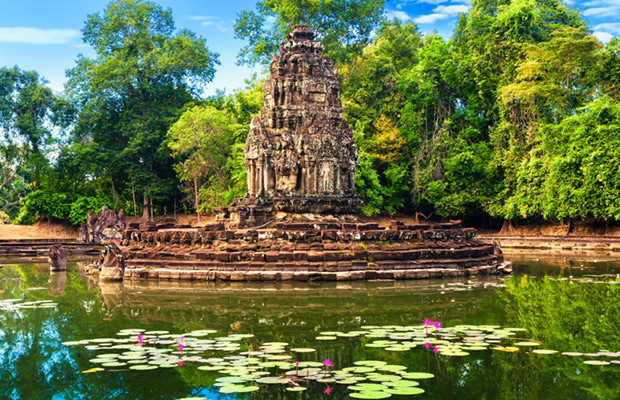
[[78, 206, 126, 244], [217, 24, 361, 227]]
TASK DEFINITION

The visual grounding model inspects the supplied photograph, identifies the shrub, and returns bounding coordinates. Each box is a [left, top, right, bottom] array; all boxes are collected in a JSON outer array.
[[69, 196, 111, 225]]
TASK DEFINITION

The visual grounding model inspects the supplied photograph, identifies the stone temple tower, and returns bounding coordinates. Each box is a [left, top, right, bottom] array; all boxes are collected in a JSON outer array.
[[217, 24, 362, 227]]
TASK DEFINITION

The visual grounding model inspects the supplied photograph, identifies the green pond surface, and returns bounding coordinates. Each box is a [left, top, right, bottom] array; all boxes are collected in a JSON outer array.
[[1, 256, 620, 399]]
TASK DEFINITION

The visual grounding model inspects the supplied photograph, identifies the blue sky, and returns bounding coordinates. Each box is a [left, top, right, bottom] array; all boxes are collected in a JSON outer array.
[[0, 0, 618, 96]]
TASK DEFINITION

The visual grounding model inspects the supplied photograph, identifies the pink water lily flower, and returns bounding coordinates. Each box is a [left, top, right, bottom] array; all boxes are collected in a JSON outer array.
[[424, 318, 433, 325], [324, 387, 333, 394], [433, 347, 440, 353], [323, 359, 334, 378], [178, 343, 184, 351], [433, 321, 442, 329], [423, 342, 431, 349]]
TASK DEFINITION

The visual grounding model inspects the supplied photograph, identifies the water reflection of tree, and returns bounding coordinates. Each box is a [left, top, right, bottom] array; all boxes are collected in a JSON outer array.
[[458, 275, 620, 399]]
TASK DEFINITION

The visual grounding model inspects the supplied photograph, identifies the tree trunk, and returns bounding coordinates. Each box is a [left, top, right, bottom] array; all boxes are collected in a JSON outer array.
[[111, 177, 118, 212], [499, 219, 513, 235], [150, 196, 154, 221], [132, 186, 137, 217], [565, 217, 572, 236], [142, 188, 150, 221], [194, 176, 200, 222]]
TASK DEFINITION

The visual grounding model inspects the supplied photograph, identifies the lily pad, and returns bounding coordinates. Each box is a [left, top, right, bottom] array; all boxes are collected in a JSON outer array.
[[286, 387, 307, 392], [583, 360, 610, 365], [400, 372, 434, 380], [386, 387, 424, 395], [219, 384, 260, 393], [290, 348, 316, 353], [532, 349, 558, 355], [349, 391, 392, 399], [129, 364, 157, 370]]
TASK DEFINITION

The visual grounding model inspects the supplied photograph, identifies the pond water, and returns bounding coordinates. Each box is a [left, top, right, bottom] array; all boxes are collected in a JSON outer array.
[[1, 255, 620, 399]]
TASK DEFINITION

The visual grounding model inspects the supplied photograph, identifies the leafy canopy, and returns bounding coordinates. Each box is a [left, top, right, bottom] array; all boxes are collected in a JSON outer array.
[[234, 0, 385, 67]]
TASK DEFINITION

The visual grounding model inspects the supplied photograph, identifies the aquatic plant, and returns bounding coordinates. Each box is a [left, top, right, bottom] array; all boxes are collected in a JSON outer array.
[[61, 321, 619, 398]]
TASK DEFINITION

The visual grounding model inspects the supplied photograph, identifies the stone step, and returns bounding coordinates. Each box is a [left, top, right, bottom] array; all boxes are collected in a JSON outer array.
[[123, 263, 503, 281]]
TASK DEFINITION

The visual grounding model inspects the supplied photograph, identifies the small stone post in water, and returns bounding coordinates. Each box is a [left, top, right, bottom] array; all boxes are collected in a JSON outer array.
[[48, 244, 67, 271]]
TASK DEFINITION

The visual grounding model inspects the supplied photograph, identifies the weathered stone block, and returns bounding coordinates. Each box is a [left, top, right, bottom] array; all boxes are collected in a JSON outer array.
[[265, 251, 279, 262], [293, 251, 308, 261], [277, 252, 294, 262]]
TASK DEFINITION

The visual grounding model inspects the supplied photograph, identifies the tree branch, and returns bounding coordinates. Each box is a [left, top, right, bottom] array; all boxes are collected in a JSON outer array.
[[0, 200, 21, 212], [0, 155, 23, 192]]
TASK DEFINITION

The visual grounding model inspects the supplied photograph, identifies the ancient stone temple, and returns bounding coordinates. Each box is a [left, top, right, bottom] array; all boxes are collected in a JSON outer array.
[[215, 24, 361, 228], [84, 25, 511, 282]]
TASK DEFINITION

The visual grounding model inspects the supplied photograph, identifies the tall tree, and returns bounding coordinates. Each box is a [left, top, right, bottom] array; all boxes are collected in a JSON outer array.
[[167, 105, 242, 217], [0, 67, 55, 155], [0, 67, 58, 215], [234, 0, 385, 68], [66, 0, 219, 220], [597, 36, 620, 101], [340, 20, 423, 215]]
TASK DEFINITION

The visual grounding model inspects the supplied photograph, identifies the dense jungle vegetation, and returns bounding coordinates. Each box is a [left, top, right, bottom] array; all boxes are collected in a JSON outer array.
[[1, 0, 619, 228]]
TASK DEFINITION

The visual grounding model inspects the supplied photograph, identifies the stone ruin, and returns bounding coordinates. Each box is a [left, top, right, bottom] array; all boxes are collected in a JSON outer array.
[[84, 25, 511, 282], [78, 206, 126, 244], [214, 24, 361, 228], [48, 244, 67, 271]]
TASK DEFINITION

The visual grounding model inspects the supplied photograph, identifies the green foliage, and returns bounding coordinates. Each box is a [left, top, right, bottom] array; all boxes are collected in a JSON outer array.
[[234, 0, 385, 67], [65, 0, 219, 219], [68, 196, 111, 225], [167, 105, 242, 213], [597, 36, 620, 100], [5, 0, 620, 225], [342, 21, 423, 215], [0, 67, 55, 154], [14, 190, 70, 225]]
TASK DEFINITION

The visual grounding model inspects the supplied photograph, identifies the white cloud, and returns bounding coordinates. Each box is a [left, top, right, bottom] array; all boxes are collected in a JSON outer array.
[[0, 27, 80, 44], [413, 13, 450, 24], [416, 0, 450, 4], [188, 15, 229, 32], [592, 22, 620, 34], [583, 6, 619, 16], [593, 31, 613, 43], [412, 3, 468, 25], [581, 0, 620, 16], [386, 10, 413, 21], [433, 4, 469, 14], [582, 0, 620, 6]]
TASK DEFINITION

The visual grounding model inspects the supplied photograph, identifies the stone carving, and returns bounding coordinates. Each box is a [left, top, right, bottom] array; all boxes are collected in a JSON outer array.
[[78, 206, 126, 244], [48, 244, 67, 271], [219, 24, 361, 227], [99, 243, 126, 281]]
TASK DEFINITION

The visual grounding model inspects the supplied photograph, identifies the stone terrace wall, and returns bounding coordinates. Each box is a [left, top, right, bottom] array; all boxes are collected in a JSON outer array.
[[113, 220, 510, 282]]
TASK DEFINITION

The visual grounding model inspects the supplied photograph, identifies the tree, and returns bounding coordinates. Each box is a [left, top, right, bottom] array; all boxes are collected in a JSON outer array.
[[0, 67, 61, 216], [597, 36, 620, 100], [65, 0, 219, 220], [167, 105, 242, 217], [0, 67, 55, 155], [234, 0, 385, 68], [340, 20, 423, 215]]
